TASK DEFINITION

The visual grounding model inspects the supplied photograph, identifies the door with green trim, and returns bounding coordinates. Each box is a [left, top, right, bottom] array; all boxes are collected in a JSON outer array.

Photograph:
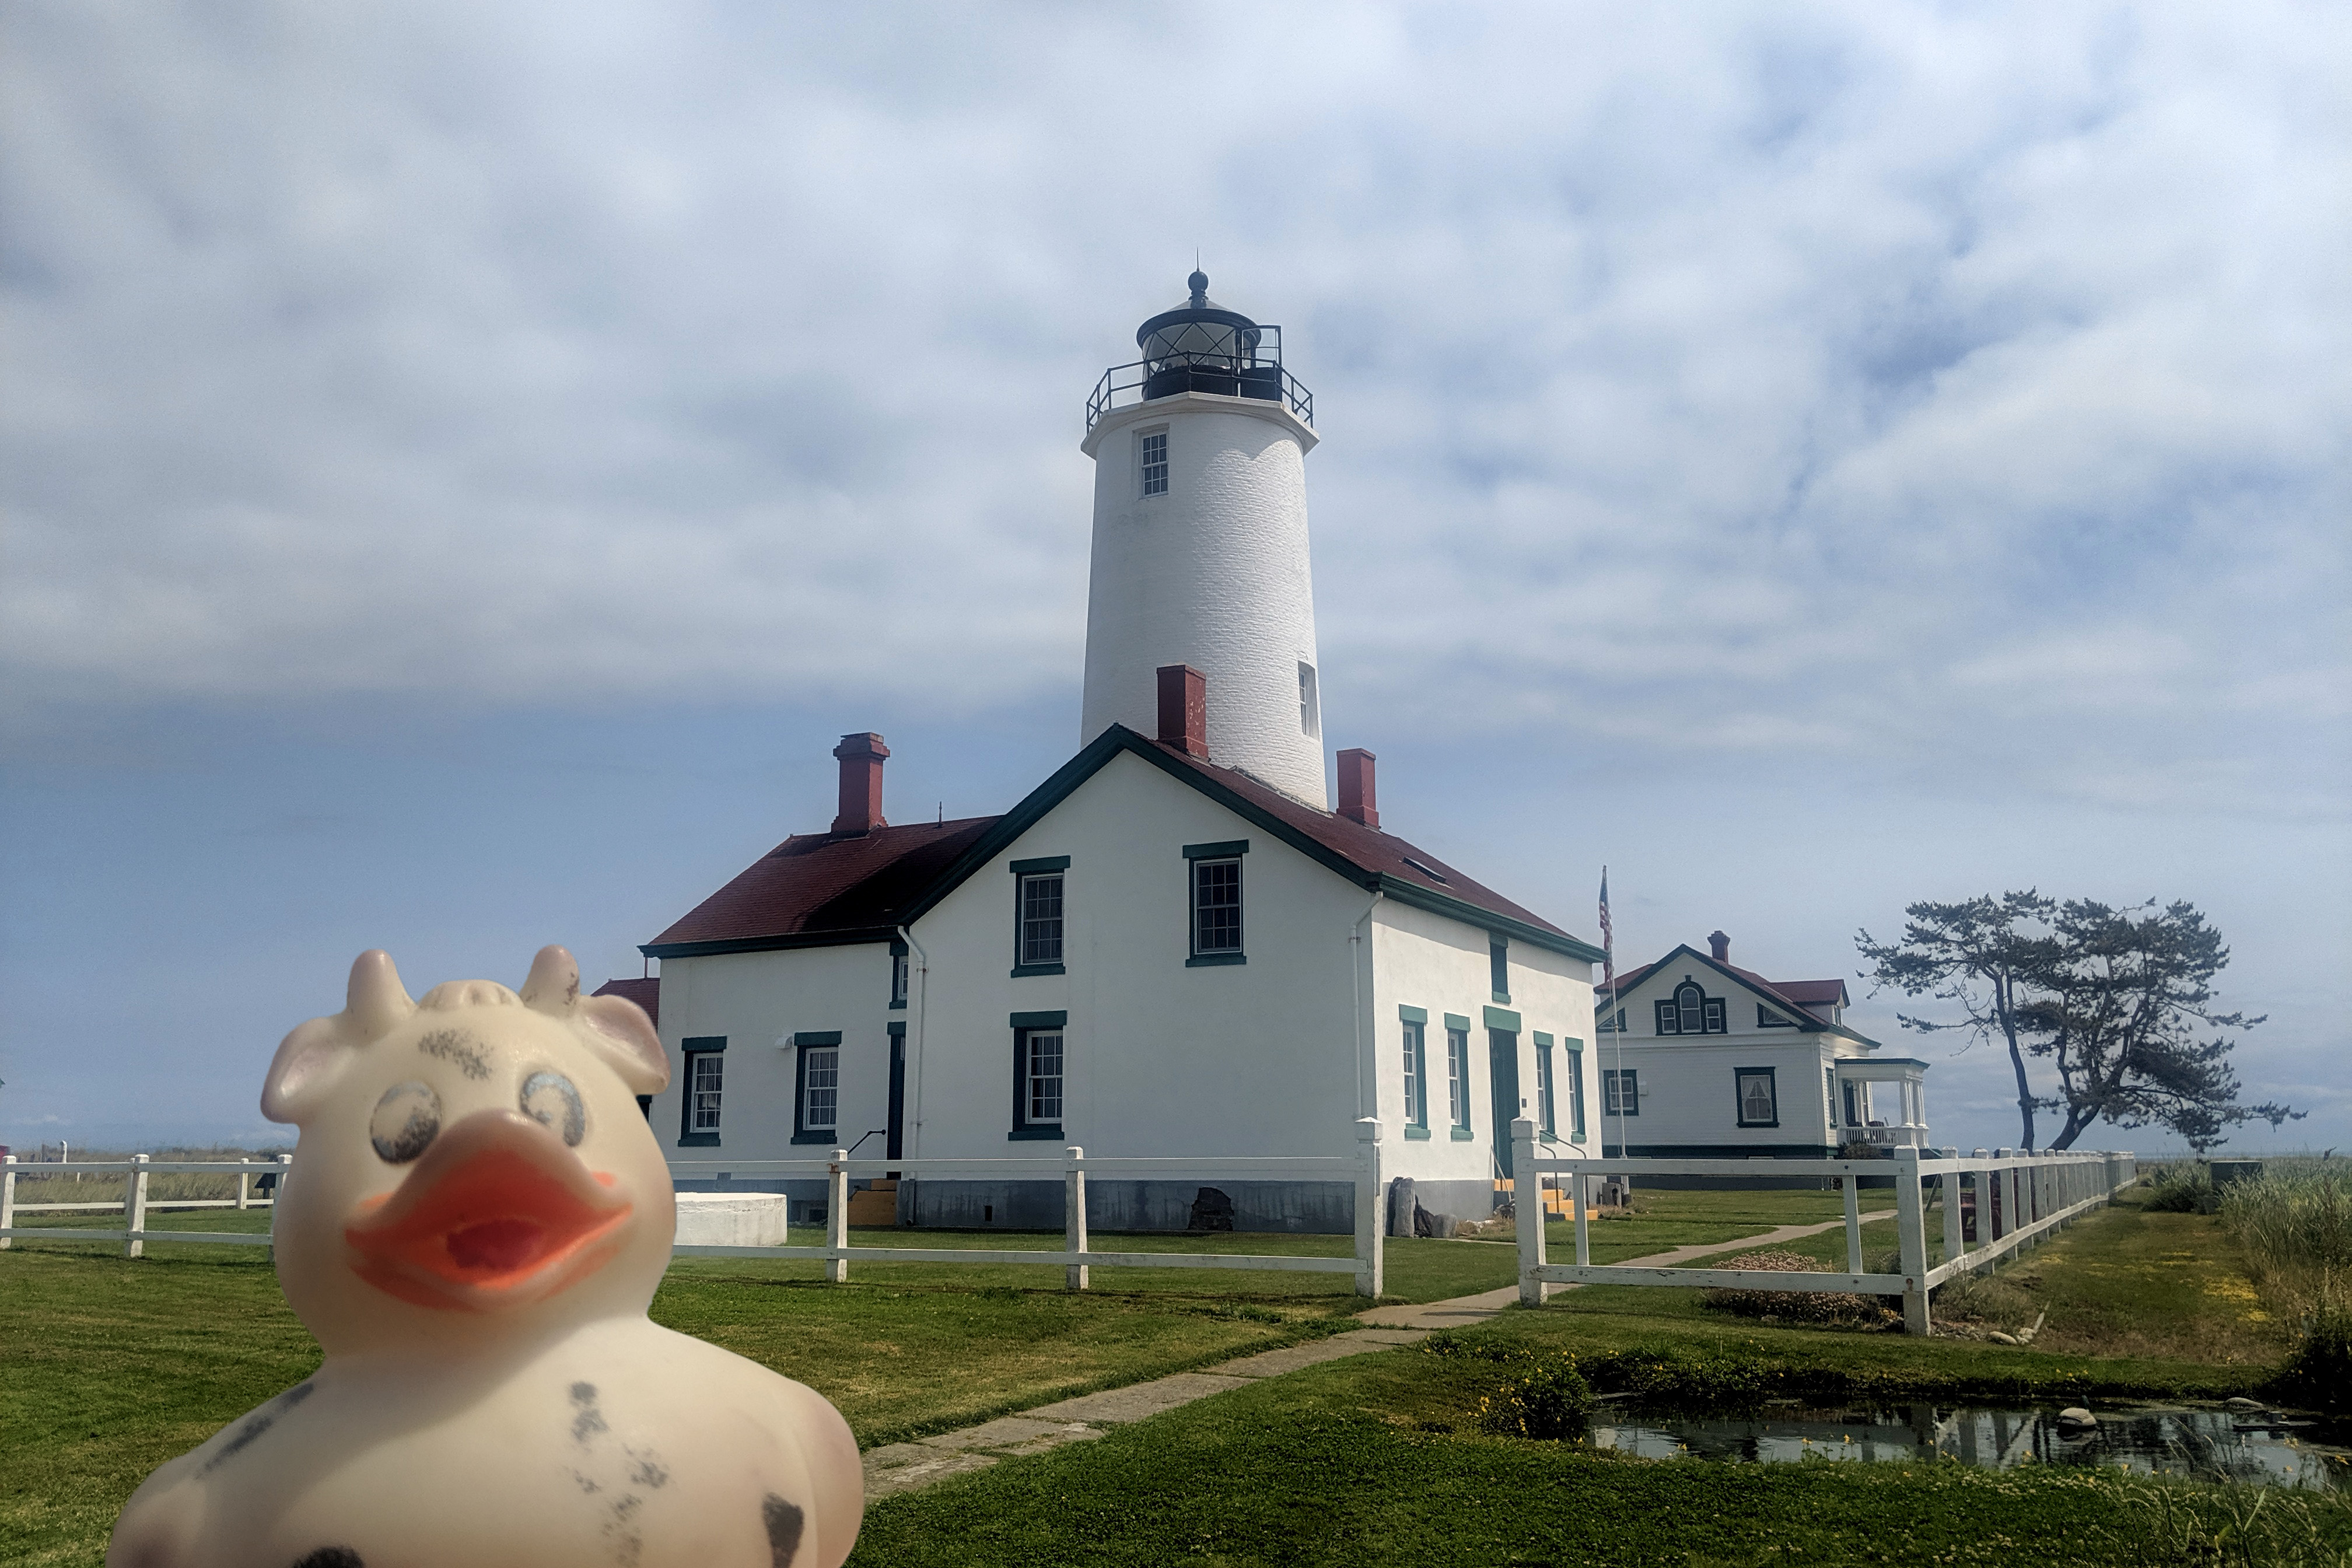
[[1487, 1030, 1520, 1178]]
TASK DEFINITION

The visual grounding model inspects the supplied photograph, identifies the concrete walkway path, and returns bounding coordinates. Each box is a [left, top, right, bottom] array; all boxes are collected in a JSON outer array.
[[860, 1208, 1897, 1498]]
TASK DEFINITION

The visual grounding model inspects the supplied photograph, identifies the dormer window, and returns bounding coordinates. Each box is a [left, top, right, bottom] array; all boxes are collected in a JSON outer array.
[[1655, 981, 1726, 1035]]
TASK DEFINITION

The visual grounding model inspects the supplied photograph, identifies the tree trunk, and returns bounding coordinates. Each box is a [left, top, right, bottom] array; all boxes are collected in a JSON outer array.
[[1997, 975, 2036, 1149]]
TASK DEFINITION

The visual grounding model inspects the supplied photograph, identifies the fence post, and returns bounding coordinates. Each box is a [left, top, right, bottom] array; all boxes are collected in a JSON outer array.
[[826, 1150, 849, 1284], [1065, 1146, 1088, 1292], [1573, 1160, 1591, 1266], [1842, 1158, 1864, 1273], [1940, 1149, 1963, 1270], [1894, 1146, 1929, 1335], [1, 1153, 14, 1250], [236, 1161, 251, 1211], [1353, 1117, 1383, 1298], [1512, 1119, 1545, 1306], [125, 1154, 149, 1259]]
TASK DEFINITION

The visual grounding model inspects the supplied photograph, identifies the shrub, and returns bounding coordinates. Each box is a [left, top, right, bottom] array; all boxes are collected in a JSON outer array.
[[1472, 1355, 1594, 1440], [2144, 1162, 2220, 1214], [1699, 1248, 1898, 1326], [2214, 1167, 2352, 1411]]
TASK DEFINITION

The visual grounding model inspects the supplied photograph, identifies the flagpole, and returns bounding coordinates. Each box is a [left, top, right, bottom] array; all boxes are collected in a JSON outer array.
[[1602, 867, 1628, 1182]]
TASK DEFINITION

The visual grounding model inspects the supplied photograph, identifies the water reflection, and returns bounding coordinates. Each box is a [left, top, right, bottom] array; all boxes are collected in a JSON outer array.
[[1588, 1404, 2351, 1491]]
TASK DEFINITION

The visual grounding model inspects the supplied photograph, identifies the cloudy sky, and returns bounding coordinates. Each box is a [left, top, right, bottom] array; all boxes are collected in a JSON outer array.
[[4, 2, 2346, 1157]]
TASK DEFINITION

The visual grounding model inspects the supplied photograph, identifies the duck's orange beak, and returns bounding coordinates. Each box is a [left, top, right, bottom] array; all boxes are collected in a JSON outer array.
[[344, 1110, 631, 1312]]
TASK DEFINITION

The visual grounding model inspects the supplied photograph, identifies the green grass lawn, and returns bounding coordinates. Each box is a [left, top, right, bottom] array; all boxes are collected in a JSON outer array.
[[2, 1184, 2294, 1566], [845, 1334, 2351, 1567]]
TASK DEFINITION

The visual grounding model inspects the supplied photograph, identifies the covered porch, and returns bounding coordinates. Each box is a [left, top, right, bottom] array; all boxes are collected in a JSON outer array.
[[1833, 1056, 1930, 1150]]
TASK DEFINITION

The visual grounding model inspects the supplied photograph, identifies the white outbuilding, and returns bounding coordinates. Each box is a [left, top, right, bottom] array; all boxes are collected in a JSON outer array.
[[1590, 930, 1931, 1167], [624, 275, 1605, 1231]]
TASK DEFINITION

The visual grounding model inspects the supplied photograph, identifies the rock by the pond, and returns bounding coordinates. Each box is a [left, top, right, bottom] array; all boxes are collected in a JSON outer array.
[[1987, 1331, 2019, 1345], [2057, 1407, 2098, 1430], [2225, 1396, 2269, 1412]]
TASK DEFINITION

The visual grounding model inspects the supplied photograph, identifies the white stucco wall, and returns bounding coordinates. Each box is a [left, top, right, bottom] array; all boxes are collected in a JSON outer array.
[[1368, 897, 1596, 1203], [898, 748, 1364, 1161], [645, 940, 900, 1162], [1078, 394, 1326, 807]]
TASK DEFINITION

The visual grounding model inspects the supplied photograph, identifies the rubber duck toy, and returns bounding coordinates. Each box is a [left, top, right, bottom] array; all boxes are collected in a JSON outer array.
[[108, 946, 862, 1568]]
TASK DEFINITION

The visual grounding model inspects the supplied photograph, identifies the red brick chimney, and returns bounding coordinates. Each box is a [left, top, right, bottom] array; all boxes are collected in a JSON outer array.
[[1709, 930, 1730, 962], [1156, 664, 1208, 759], [831, 732, 889, 835], [1336, 748, 1379, 828]]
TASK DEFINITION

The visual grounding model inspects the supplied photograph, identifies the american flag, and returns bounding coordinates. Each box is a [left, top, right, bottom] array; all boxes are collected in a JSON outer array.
[[1598, 867, 1614, 992]]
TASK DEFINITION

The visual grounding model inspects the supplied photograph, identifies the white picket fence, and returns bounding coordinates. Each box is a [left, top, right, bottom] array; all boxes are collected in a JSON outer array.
[[0, 1122, 1391, 1295], [670, 1119, 1386, 1295], [1507, 1119, 2137, 1334], [0, 1154, 292, 1257]]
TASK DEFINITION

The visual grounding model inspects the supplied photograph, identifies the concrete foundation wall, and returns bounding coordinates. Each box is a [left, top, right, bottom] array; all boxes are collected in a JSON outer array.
[[904, 1177, 1356, 1234]]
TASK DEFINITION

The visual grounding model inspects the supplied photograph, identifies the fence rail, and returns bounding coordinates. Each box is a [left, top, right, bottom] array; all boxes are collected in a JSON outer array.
[[1507, 1123, 2134, 1334], [1, 1125, 1390, 1294], [1, 1153, 292, 1258]]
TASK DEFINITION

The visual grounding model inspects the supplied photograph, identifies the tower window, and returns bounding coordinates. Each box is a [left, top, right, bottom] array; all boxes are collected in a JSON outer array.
[[1298, 662, 1319, 737], [1140, 430, 1168, 496]]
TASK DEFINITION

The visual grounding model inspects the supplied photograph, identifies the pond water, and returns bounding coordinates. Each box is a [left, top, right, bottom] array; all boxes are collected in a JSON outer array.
[[1588, 1402, 2352, 1491]]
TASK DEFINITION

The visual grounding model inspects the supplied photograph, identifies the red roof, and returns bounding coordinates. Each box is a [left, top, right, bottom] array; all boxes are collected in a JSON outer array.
[[639, 727, 1589, 958], [590, 977, 661, 1029], [648, 816, 998, 952]]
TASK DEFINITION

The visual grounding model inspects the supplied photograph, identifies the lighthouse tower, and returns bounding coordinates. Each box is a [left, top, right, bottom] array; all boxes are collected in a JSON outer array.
[[1078, 272, 1328, 806]]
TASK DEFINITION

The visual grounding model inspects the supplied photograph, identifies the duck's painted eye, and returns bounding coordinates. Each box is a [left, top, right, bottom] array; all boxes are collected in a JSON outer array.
[[520, 1070, 586, 1147], [369, 1081, 442, 1163]]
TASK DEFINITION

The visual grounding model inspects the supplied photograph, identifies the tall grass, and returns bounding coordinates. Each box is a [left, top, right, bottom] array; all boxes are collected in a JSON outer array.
[[2218, 1167, 2352, 1409], [5, 1144, 291, 1208]]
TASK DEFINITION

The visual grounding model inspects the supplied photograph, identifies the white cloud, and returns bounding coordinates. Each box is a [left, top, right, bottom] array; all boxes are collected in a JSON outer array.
[[1, 1, 2344, 820]]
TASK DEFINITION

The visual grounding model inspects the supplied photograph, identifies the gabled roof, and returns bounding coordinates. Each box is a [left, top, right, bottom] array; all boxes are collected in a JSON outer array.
[[1597, 944, 1874, 1046], [642, 725, 1603, 964], [643, 817, 998, 957], [590, 977, 661, 1030]]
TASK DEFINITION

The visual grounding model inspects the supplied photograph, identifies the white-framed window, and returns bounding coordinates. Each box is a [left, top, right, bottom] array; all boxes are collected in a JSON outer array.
[[1402, 1021, 1427, 1129], [1603, 1068, 1639, 1117], [802, 1046, 840, 1133], [1568, 1049, 1586, 1138], [1140, 429, 1168, 496], [1736, 1068, 1777, 1127], [1297, 661, 1319, 737], [1192, 858, 1242, 956], [688, 1051, 724, 1134], [1656, 982, 1726, 1036], [890, 946, 910, 1007], [1758, 1004, 1796, 1028], [1019, 872, 1064, 967], [1025, 1030, 1064, 1123], [1826, 1068, 1838, 1132], [1446, 1027, 1472, 1129]]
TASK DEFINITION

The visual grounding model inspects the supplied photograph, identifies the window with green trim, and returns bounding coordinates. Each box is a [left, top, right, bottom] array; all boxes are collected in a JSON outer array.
[[1568, 1049, 1587, 1137], [1019, 872, 1064, 967], [1489, 935, 1510, 1002], [1191, 857, 1242, 957], [1401, 1021, 1428, 1129], [1535, 1041, 1556, 1138], [1446, 1027, 1472, 1130]]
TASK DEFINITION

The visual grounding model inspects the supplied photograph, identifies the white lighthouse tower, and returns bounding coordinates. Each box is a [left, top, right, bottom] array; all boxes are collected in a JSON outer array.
[[1078, 271, 1328, 806]]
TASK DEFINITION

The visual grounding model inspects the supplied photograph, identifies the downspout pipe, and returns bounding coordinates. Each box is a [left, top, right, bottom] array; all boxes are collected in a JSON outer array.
[[1350, 888, 1384, 1120], [897, 925, 930, 1163]]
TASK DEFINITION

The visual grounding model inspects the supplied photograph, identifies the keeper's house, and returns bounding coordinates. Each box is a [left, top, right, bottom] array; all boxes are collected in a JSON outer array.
[[610, 273, 1605, 1233], [1591, 930, 1930, 1161]]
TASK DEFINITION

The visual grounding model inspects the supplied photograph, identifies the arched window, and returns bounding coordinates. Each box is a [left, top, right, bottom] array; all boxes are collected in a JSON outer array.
[[1654, 980, 1728, 1036], [1676, 982, 1704, 1035]]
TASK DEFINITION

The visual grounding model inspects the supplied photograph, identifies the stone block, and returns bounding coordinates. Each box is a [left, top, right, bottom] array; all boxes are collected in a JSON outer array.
[[673, 1192, 789, 1247]]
